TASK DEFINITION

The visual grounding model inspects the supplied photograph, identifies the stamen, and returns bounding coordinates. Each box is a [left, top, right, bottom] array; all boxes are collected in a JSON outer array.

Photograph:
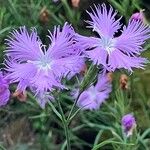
[[27, 55, 52, 71], [100, 37, 115, 55]]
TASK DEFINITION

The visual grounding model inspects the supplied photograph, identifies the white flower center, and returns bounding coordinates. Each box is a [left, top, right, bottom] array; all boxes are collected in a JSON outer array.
[[28, 55, 52, 71], [100, 37, 115, 54]]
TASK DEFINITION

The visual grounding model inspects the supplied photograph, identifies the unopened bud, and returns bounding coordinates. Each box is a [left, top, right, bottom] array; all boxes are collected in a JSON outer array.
[[120, 74, 128, 90], [80, 64, 87, 75], [131, 10, 144, 22], [39, 7, 49, 24], [107, 72, 113, 83], [121, 114, 136, 137], [13, 90, 27, 102], [71, 0, 80, 8]]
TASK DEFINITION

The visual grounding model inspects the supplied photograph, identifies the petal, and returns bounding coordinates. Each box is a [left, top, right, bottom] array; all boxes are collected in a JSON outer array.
[[75, 34, 100, 50], [115, 20, 150, 55], [46, 23, 85, 79], [0, 89, 10, 106], [31, 70, 64, 94], [94, 74, 112, 106], [96, 92, 110, 103], [5, 60, 37, 91], [107, 49, 147, 72], [95, 74, 112, 93], [36, 92, 54, 109], [5, 27, 43, 62], [86, 4, 121, 38], [0, 72, 9, 88], [76, 73, 112, 110], [0, 72, 10, 106], [86, 48, 108, 67], [47, 22, 76, 59], [51, 56, 84, 78], [77, 89, 99, 110]]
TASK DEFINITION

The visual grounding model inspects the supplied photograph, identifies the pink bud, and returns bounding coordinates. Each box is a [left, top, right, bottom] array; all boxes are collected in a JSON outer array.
[[131, 10, 144, 21]]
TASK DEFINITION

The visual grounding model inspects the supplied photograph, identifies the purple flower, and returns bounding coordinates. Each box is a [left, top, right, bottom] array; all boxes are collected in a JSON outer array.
[[5, 23, 84, 107], [121, 114, 136, 137], [76, 4, 150, 72], [0, 72, 10, 106], [75, 73, 112, 110]]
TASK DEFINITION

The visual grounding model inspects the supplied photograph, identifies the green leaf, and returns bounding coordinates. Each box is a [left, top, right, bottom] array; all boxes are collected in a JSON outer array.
[[92, 138, 134, 150], [0, 27, 11, 35]]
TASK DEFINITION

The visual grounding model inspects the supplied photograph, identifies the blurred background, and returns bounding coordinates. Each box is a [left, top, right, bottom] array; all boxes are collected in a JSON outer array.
[[0, 0, 150, 150]]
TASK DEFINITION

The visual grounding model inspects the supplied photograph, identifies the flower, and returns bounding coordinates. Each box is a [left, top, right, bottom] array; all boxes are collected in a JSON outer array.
[[5, 23, 84, 107], [0, 71, 10, 106], [131, 10, 144, 22], [76, 4, 150, 72], [121, 114, 136, 137], [75, 73, 112, 110]]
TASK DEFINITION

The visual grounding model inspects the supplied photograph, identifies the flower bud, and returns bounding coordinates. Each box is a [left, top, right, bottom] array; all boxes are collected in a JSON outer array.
[[13, 90, 27, 102], [107, 72, 113, 83], [121, 114, 136, 137], [71, 0, 80, 8], [39, 7, 49, 24], [119, 74, 128, 90], [131, 10, 144, 22], [80, 64, 87, 75]]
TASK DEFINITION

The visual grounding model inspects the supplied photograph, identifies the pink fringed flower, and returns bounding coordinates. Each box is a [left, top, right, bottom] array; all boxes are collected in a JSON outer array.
[[76, 4, 150, 72], [75, 73, 112, 110], [5, 23, 84, 107]]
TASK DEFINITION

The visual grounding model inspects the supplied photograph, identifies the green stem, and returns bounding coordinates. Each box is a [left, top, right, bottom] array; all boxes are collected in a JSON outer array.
[[67, 91, 82, 123], [61, 0, 74, 19], [57, 98, 71, 150], [48, 101, 62, 120], [63, 120, 71, 150]]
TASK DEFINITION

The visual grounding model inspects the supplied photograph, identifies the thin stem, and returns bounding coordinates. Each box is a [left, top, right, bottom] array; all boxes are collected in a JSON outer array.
[[61, 0, 74, 20], [48, 101, 62, 120], [62, 120, 71, 150], [57, 98, 71, 150], [67, 64, 97, 123], [67, 91, 82, 123]]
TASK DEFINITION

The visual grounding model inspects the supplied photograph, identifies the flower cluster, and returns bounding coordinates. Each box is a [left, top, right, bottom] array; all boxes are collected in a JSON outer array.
[[0, 3, 149, 109]]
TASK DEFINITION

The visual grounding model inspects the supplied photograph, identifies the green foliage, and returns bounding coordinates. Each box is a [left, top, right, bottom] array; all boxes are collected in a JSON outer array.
[[0, 0, 150, 150]]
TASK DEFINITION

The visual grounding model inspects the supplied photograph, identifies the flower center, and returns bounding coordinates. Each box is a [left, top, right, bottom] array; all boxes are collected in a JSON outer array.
[[100, 37, 115, 54], [28, 55, 52, 71]]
